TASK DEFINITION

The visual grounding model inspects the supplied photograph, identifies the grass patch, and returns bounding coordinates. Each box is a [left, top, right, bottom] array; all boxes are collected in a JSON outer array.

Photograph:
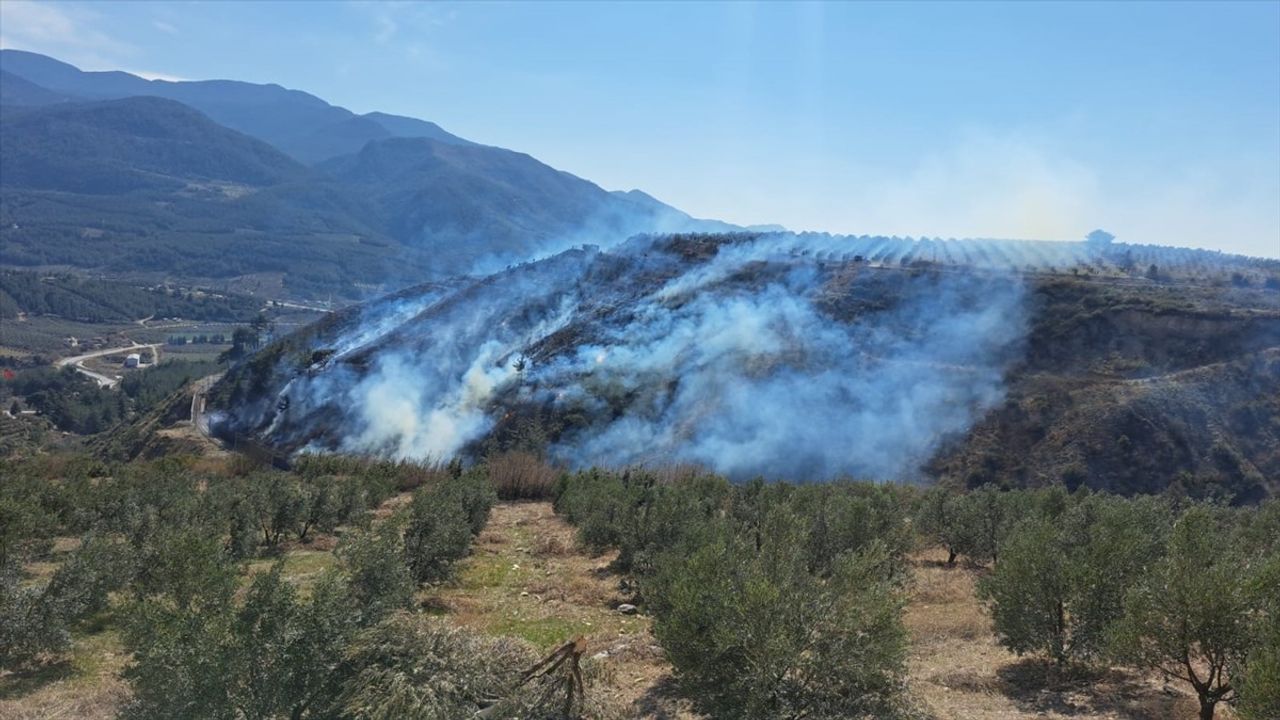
[[246, 548, 336, 593], [456, 552, 526, 591], [488, 615, 592, 651]]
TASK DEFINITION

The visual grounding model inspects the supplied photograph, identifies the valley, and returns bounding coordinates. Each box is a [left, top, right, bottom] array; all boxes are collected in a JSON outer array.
[[1, 14, 1278, 720]]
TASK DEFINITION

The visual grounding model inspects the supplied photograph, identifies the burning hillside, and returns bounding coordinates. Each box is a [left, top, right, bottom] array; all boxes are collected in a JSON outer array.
[[210, 232, 1280, 492]]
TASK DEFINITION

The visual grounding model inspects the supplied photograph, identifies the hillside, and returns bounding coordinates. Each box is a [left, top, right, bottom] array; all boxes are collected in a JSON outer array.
[[0, 96, 310, 193], [209, 232, 1280, 501], [320, 136, 734, 270], [0, 95, 416, 299], [0, 51, 736, 298]]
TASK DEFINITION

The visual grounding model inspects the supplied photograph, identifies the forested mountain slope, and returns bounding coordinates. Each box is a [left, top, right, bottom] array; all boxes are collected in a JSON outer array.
[[0, 51, 735, 298]]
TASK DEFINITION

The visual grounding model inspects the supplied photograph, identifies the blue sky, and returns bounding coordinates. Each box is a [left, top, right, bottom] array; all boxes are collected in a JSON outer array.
[[2, 1, 1278, 257]]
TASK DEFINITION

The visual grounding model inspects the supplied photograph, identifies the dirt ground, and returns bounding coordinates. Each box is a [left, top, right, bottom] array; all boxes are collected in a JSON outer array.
[[447, 504, 1216, 720], [0, 501, 1220, 720], [427, 501, 699, 719], [904, 548, 1210, 720]]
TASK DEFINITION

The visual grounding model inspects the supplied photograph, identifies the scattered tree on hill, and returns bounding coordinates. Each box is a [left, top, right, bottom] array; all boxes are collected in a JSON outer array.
[[1086, 229, 1115, 247]]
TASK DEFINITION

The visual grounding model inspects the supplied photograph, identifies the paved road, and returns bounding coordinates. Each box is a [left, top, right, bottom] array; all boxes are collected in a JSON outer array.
[[55, 342, 163, 389]]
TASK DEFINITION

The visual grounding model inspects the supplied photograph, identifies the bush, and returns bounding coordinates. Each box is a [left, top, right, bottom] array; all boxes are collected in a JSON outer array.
[[1, 532, 134, 669], [131, 527, 237, 609], [789, 482, 913, 578], [335, 612, 535, 719], [650, 507, 907, 719], [915, 485, 970, 565], [1238, 555, 1280, 720], [442, 469, 498, 537], [251, 471, 309, 548], [553, 468, 732, 570], [553, 468, 630, 552], [960, 484, 1027, 565], [0, 566, 66, 669], [978, 518, 1074, 663]]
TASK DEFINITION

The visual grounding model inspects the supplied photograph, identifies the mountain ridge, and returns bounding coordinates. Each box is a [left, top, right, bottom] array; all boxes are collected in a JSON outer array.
[[0, 50, 738, 298], [0, 48, 474, 163]]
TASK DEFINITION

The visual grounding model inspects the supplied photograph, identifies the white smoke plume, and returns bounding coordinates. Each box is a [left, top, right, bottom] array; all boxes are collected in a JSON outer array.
[[223, 232, 1043, 480]]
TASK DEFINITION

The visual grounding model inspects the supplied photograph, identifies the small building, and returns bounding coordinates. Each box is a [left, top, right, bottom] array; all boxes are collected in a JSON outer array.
[[124, 353, 141, 368]]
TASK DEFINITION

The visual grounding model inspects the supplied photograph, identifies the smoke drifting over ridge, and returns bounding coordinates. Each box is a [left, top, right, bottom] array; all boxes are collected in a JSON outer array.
[[214, 232, 1036, 480]]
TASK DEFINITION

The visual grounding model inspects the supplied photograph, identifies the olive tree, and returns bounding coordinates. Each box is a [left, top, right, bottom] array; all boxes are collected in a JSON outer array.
[[1236, 553, 1280, 720], [978, 495, 1168, 666], [1, 533, 132, 669], [915, 485, 971, 565], [1109, 506, 1266, 720], [650, 509, 907, 720]]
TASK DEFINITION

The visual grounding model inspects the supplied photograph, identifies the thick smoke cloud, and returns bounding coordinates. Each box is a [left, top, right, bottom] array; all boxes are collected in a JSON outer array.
[[234, 233, 1031, 481], [539, 261, 1025, 480]]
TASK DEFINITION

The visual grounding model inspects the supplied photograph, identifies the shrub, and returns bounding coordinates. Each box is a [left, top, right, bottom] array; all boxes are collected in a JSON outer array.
[[400, 473, 493, 584], [960, 484, 1025, 565], [403, 500, 472, 584], [0, 566, 66, 669], [616, 471, 728, 576], [554, 469, 631, 552], [295, 474, 342, 541], [335, 612, 535, 719], [252, 472, 309, 547], [790, 482, 913, 578], [1238, 555, 1280, 720], [131, 527, 237, 609], [978, 518, 1074, 664], [915, 485, 970, 565], [440, 469, 498, 537]]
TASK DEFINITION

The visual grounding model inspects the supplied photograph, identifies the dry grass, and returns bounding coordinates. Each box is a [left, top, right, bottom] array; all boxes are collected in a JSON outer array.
[[905, 546, 1215, 720], [485, 451, 560, 500], [0, 627, 129, 720]]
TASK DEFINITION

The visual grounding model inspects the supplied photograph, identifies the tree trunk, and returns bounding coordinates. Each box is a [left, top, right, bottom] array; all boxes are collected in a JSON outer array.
[[946, 549, 957, 566], [1199, 697, 1216, 720]]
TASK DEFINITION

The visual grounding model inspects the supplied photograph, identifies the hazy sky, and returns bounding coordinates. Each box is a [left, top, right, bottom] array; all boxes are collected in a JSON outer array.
[[2, 0, 1278, 257]]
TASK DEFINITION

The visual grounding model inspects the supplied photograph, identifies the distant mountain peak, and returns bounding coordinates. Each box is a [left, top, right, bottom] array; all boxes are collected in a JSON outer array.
[[0, 49, 472, 164]]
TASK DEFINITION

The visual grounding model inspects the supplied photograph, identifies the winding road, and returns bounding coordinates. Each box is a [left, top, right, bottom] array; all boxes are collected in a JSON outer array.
[[55, 342, 163, 389]]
